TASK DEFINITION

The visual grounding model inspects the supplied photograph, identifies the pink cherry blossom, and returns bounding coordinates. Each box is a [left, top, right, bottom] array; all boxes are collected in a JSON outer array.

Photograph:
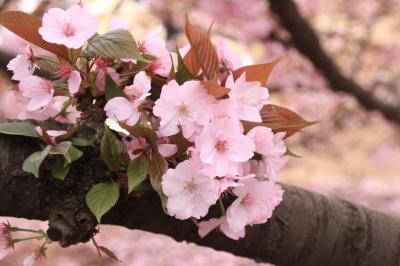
[[153, 80, 215, 138], [55, 63, 81, 94], [95, 58, 121, 92], [161, 159, 220, 219], [35, 127, 67, 146], [19, 76, 54, 112], [7, 45, 36, 81], [225, 73, 269, 122], [195, 118, 255, 177], [39, 4, 98, 49], [121, 135, 148, 160], [226, 178, 283, 233], [52, 96, 81, 124], [247, 127, 288, 181], [217, 39, 243, 71], [121, 132, 176, 160], [104, 71, 151, 126], [138, 26, 176, 77], [198, 216, 245, 240]]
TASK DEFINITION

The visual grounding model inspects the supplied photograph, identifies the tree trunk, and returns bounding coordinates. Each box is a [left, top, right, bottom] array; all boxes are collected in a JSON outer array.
[[0, 119, 400, 266]]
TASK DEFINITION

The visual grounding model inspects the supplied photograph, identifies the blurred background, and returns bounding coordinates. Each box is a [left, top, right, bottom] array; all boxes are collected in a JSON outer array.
[[0, 0, 399, 265]]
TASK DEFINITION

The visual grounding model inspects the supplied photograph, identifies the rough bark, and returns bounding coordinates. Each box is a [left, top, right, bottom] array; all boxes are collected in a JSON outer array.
[[1, 118, 400, 265], [268, 0, 400, 124]]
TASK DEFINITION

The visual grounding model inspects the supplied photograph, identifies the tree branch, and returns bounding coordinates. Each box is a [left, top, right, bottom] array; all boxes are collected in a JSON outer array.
[[268, 0, 400, 124], [0, 119, 400, 265]]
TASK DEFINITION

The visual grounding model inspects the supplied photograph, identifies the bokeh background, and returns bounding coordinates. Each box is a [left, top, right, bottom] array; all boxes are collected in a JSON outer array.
[[0, 0, 399, 265]]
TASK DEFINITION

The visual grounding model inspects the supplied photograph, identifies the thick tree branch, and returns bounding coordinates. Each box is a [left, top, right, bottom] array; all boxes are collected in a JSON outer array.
[[1, 119, 400, 265], [268, 0, 400, 124]]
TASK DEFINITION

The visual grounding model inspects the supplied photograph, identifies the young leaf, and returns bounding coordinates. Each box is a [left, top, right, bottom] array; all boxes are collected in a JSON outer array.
[[201, 79, 229, 99], [232, 56, 283, 85], [127, 155, 148, 193], [105, 74, 124, 100], [101, 125, 123, 172], [184, 15, 219, 80], [22, 145, 52, 177], [176, 47, 194, 84], [86, 182, 120, 223], [83, 29, 148, 62], [242, 104, 317, 138], [120, 124, 157, 144], [183, 48, 201, 78], [71, 137, 94, 147], [0, 121, 38, 138], [51, 158, 70, 180], [147, 148, 168, 211], [0, 11, 74, 60]]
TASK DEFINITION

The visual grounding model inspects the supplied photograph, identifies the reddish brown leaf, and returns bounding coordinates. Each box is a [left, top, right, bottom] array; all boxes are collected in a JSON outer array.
[[0, 11, 77, 60], [120, 124, 158, 144], [185, 15, 219, 80], [232, 56, 283, 85], [201, 79, 230, 99], [243, 104, 317, 138], [183, 48, 201, 77]]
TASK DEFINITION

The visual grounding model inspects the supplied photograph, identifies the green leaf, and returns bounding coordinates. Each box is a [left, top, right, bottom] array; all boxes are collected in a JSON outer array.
[[34, 56, 60, 73], [101, 125, 123, 172], [86, 182, 120, 223], [82, 29, 149, 62], [127, 155, 148, 193], [175, 47, 194, 84], [51, 158, 70, 180], [51, 141, 72, 156], [64, 146, 84, 164], [22, 145, 52, 177], [105, 74, 124, 100], [0, 121, 38, 138], [71, 137, 94, 147], [147, 148, 168, 212]]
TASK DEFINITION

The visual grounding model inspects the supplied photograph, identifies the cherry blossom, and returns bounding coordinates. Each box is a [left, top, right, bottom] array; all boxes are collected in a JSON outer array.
[[217, 39, 243, 71], [7, 46, 36, 81], [52, 96, 81, 124], [55, 63, 81, 94], [95, 58, 121, 92], [153, 80, 215, 138], [137, 26, 176, 77], [247, 127, 288, 181], [225, 73, 269, 122], [19, 76, 54, 112], [104, 71, 151, 126], [39, 4, 98, 49], [161, 159, 220, 219], [195, 118, 255, 177], [226, 178, 283, 233], [35, 127, 67, 146], [198, 216, 245, 240]]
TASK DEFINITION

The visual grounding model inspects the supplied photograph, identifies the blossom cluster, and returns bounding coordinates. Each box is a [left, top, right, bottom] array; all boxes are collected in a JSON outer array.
[[0, 3, 306, 243]]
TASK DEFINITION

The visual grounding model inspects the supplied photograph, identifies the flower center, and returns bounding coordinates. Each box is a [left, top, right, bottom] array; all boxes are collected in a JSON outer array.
[[185, 179, 198, 193], [215, 140, 228, 151], [178, 104, 188, 115], [56, 63, 74, 79], [63, 23, 76, 37], [241, 194, 254, 206], [94, 58, 109, 70]]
